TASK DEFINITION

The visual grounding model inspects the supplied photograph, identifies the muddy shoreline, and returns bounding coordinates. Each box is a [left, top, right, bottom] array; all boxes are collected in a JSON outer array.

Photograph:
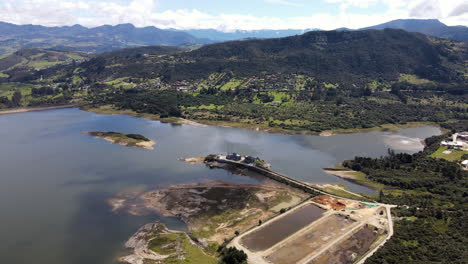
[[0, 104, 78, 115], [323, 168, 383, 191], [81, 105, 442, 137]]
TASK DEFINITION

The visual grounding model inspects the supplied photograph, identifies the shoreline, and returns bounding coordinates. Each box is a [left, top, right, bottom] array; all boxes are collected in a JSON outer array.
[[323, 167, 384, 190], [0, 104, 79, 115], [1, 104, 444, 137], [81, 105, 443, 137], [80, 105, 207, 127]]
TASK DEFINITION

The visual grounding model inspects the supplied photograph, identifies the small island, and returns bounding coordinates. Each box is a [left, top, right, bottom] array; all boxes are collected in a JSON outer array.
[[84, 131, 156, 150]]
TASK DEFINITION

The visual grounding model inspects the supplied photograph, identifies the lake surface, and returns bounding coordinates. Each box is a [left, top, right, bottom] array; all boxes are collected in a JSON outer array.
[[0, 108, 441, 264]]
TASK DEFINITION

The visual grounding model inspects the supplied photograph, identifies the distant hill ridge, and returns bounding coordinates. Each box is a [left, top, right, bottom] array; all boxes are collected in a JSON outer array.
[[0, 19, 466, 55], [0, 21, 210, 54], [360, 19, 468, 42], [170, 28, 320, 41], [64, 29, 467, 87]]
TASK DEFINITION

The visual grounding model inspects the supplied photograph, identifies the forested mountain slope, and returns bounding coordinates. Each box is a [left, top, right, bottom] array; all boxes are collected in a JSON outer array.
[[68, 29, 467, 86]]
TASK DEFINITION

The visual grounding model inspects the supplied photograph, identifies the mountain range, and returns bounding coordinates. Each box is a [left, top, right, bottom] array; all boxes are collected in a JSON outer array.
[[0, 22, 210, 54], [0, 19, 466, 56], [361, 19, 468, 42], [170, 28, 319, 41]]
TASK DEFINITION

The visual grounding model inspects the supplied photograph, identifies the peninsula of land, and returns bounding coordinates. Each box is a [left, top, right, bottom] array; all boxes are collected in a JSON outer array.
[[114, 154, 394, 264]]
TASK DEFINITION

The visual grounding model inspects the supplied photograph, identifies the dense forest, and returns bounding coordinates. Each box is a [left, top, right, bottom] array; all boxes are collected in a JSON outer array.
[[85, 86, 466, 132], [343, 121, 468, 263]]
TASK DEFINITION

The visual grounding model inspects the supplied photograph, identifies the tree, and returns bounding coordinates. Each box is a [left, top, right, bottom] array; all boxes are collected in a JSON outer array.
[[219, 247, 248, 264], [11, 91, 22, 107]]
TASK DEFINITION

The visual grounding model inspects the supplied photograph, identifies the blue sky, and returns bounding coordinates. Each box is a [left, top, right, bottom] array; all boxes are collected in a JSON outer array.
[[156, 0, 386, 17], [0, 0, 466, 30]]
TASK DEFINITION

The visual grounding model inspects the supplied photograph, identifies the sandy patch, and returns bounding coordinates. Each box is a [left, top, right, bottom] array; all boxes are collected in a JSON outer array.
[[319, 131, 335, 136], [323, 169, 358, 179], [135, 140, 156, 150], [178, 119, 207, 127], [177, 157, 205, 164]]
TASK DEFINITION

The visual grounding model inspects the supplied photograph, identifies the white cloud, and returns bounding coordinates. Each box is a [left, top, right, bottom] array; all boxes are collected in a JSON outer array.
[[450, 2, 468, 17], [264, 0, 302, 7], [410, 0, 443, 18], [0, 0, 466, 31], [325, 0, 380, 10]]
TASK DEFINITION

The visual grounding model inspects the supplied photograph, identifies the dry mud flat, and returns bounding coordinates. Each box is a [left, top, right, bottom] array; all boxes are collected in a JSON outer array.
[[265, 214, 356, 264], [109, 180, 309, 244], [309, 225, 380, 264]]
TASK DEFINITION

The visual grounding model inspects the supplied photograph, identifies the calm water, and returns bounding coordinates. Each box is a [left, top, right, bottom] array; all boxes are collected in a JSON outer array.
[[0, 108, 440, 264]]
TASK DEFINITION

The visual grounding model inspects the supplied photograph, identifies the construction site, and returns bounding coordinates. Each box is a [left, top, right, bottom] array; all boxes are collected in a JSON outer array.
[[230, 195, 393, 264]]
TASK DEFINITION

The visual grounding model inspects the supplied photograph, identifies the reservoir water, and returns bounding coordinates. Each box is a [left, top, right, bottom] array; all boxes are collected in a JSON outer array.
[[0, 108, 441, 263]]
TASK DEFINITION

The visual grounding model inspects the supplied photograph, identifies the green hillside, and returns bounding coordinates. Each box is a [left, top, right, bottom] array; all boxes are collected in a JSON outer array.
[[0, 48, 90, 82], [69, 29, 467, 85], [1, 29, 466, 133]]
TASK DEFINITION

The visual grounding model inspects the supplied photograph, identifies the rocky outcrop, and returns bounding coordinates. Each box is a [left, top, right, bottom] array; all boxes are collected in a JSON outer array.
[[119, 222, 171, 264]]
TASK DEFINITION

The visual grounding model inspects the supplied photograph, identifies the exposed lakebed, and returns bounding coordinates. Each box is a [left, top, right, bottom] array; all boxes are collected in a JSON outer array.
[[0, 108, 440, 264]]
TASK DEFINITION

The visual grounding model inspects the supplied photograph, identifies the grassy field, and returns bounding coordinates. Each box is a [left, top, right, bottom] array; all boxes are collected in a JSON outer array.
[[319, 121, 440, 135], [184, 104, 223, 110], [0, 83, 35, 103], [220, 78, 244, 90], [105, 77, 137, 89], [399, 73, 433, 85], [149, 233, 217, 264], [323, 82, 338, 88], [312, 184, 367, 200], [346, 170, 385, 190], [323, 167, 385, 190], [268, 91, 290, 102], [28, 60, 63, 70], [431, 146, 467, 161]]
